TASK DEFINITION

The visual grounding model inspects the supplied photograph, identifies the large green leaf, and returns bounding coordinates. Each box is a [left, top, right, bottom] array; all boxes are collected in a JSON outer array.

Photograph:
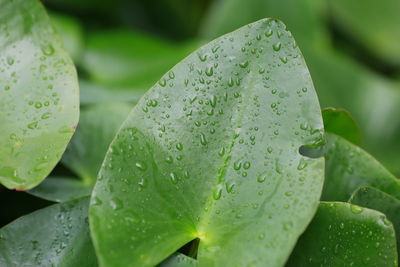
[[0, 198, 97, 266], [81, 30, 197, 89], [286, 202, 398, 266], [328, 0, 400, 65], [90, 19, 324, 266], [322, 133, 400, 201], [350, 186, 400, 257], [62, 104, 131, 184], [0, 0, 79, 190], [322, 107, 361, 145]]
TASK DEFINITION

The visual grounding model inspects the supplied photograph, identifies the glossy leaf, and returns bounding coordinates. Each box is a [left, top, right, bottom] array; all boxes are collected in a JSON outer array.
[[322, 133, 400, 201], [90, 19, 324, 266], [49, 12, 83, 62], [322, 107, 361, 145], [0, 198, 97, 266], [0, 0, 79, 190], [28, 177, 92, 203], [160, 253, 197, 267], [329, 0, 400, 65], [62, 103, 132, 184], [82, 30, 196, 88], [350, 186, 400, 256], [286, 202, 398, 266]]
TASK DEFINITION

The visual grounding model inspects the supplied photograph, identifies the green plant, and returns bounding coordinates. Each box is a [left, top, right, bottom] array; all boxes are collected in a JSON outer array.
[[1, 0, 400, 266]]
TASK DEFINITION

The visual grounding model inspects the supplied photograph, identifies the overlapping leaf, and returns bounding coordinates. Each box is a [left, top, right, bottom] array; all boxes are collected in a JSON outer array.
[[350, 186, 400, 256], [287, 202, 398, 266], [0, 198, 96, 266]]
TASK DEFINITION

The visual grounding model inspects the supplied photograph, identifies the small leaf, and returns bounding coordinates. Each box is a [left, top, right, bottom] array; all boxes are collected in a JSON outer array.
[[350, 186, 400, 257], [159, 253, 197, 267], [28, 176, 92, 203], [90, 18, 324, 266], [0, 198, 97, 266], [322, 107, 361, 145], [322, 133, 400, 201], [0, 0, 79, 190], [286, 202, 398, 267]]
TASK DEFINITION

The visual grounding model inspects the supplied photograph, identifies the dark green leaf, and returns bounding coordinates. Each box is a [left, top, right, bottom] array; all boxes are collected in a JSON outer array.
[[0, 0, 79, 190], [329, 0, 400, 65], [322, 107, 361, 145], [201, 0, 328, 48], [0, 198, 97, 266], [82, 30, 197, 88], [322, 133, 400, 201], [49, 12, 83, 62], [80, 80, 144, 105], [90, 19, 324, 266], [286, 202, 398, 267], [350, 186, 400, 257], [28, 177, 92, 203], [62, 103, 132, 184]]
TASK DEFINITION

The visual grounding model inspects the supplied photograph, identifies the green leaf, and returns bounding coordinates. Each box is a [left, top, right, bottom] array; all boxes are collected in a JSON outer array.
[[27, 104, 131, 202], [328, 0, 400, 65], [159, 253, 197, 267], [350, 186, 400, 257], [62, 103, 132, 184], [322, 133, 400, 201], [0, 198, 97, 266], [0, 0, 79, 190], [90, 18, 324, 266], [286, 202, 398, 266], [200, 0, 328, 48], [79, 80, 144, 105], [82, 30, 197, 88], [28, 176, 92, 202], [49, 12, 83, 63], [322, 107, 361, 145]]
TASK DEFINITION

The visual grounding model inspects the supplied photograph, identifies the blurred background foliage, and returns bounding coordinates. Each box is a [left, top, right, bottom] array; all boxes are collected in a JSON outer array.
[[1, 0, 400, 226]]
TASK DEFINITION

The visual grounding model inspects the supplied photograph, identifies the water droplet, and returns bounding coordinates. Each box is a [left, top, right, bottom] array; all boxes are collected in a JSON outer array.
[[239, 61, 249, 68], [176, 143, 183, 151], [350, 205, 363, 214], [213, 185, 223, 200], [170, 172, 178, 184], [272, 42, 281, 51], [205, 66, 214, 76], [297, 158, 308, 170], [6, 56, 14, 65], [159, 79, 166, 87], [135, 161, 147, 171], [200, 133, 208, 146], [243, 161, 251, 169], [41, 44, 55, 56]]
